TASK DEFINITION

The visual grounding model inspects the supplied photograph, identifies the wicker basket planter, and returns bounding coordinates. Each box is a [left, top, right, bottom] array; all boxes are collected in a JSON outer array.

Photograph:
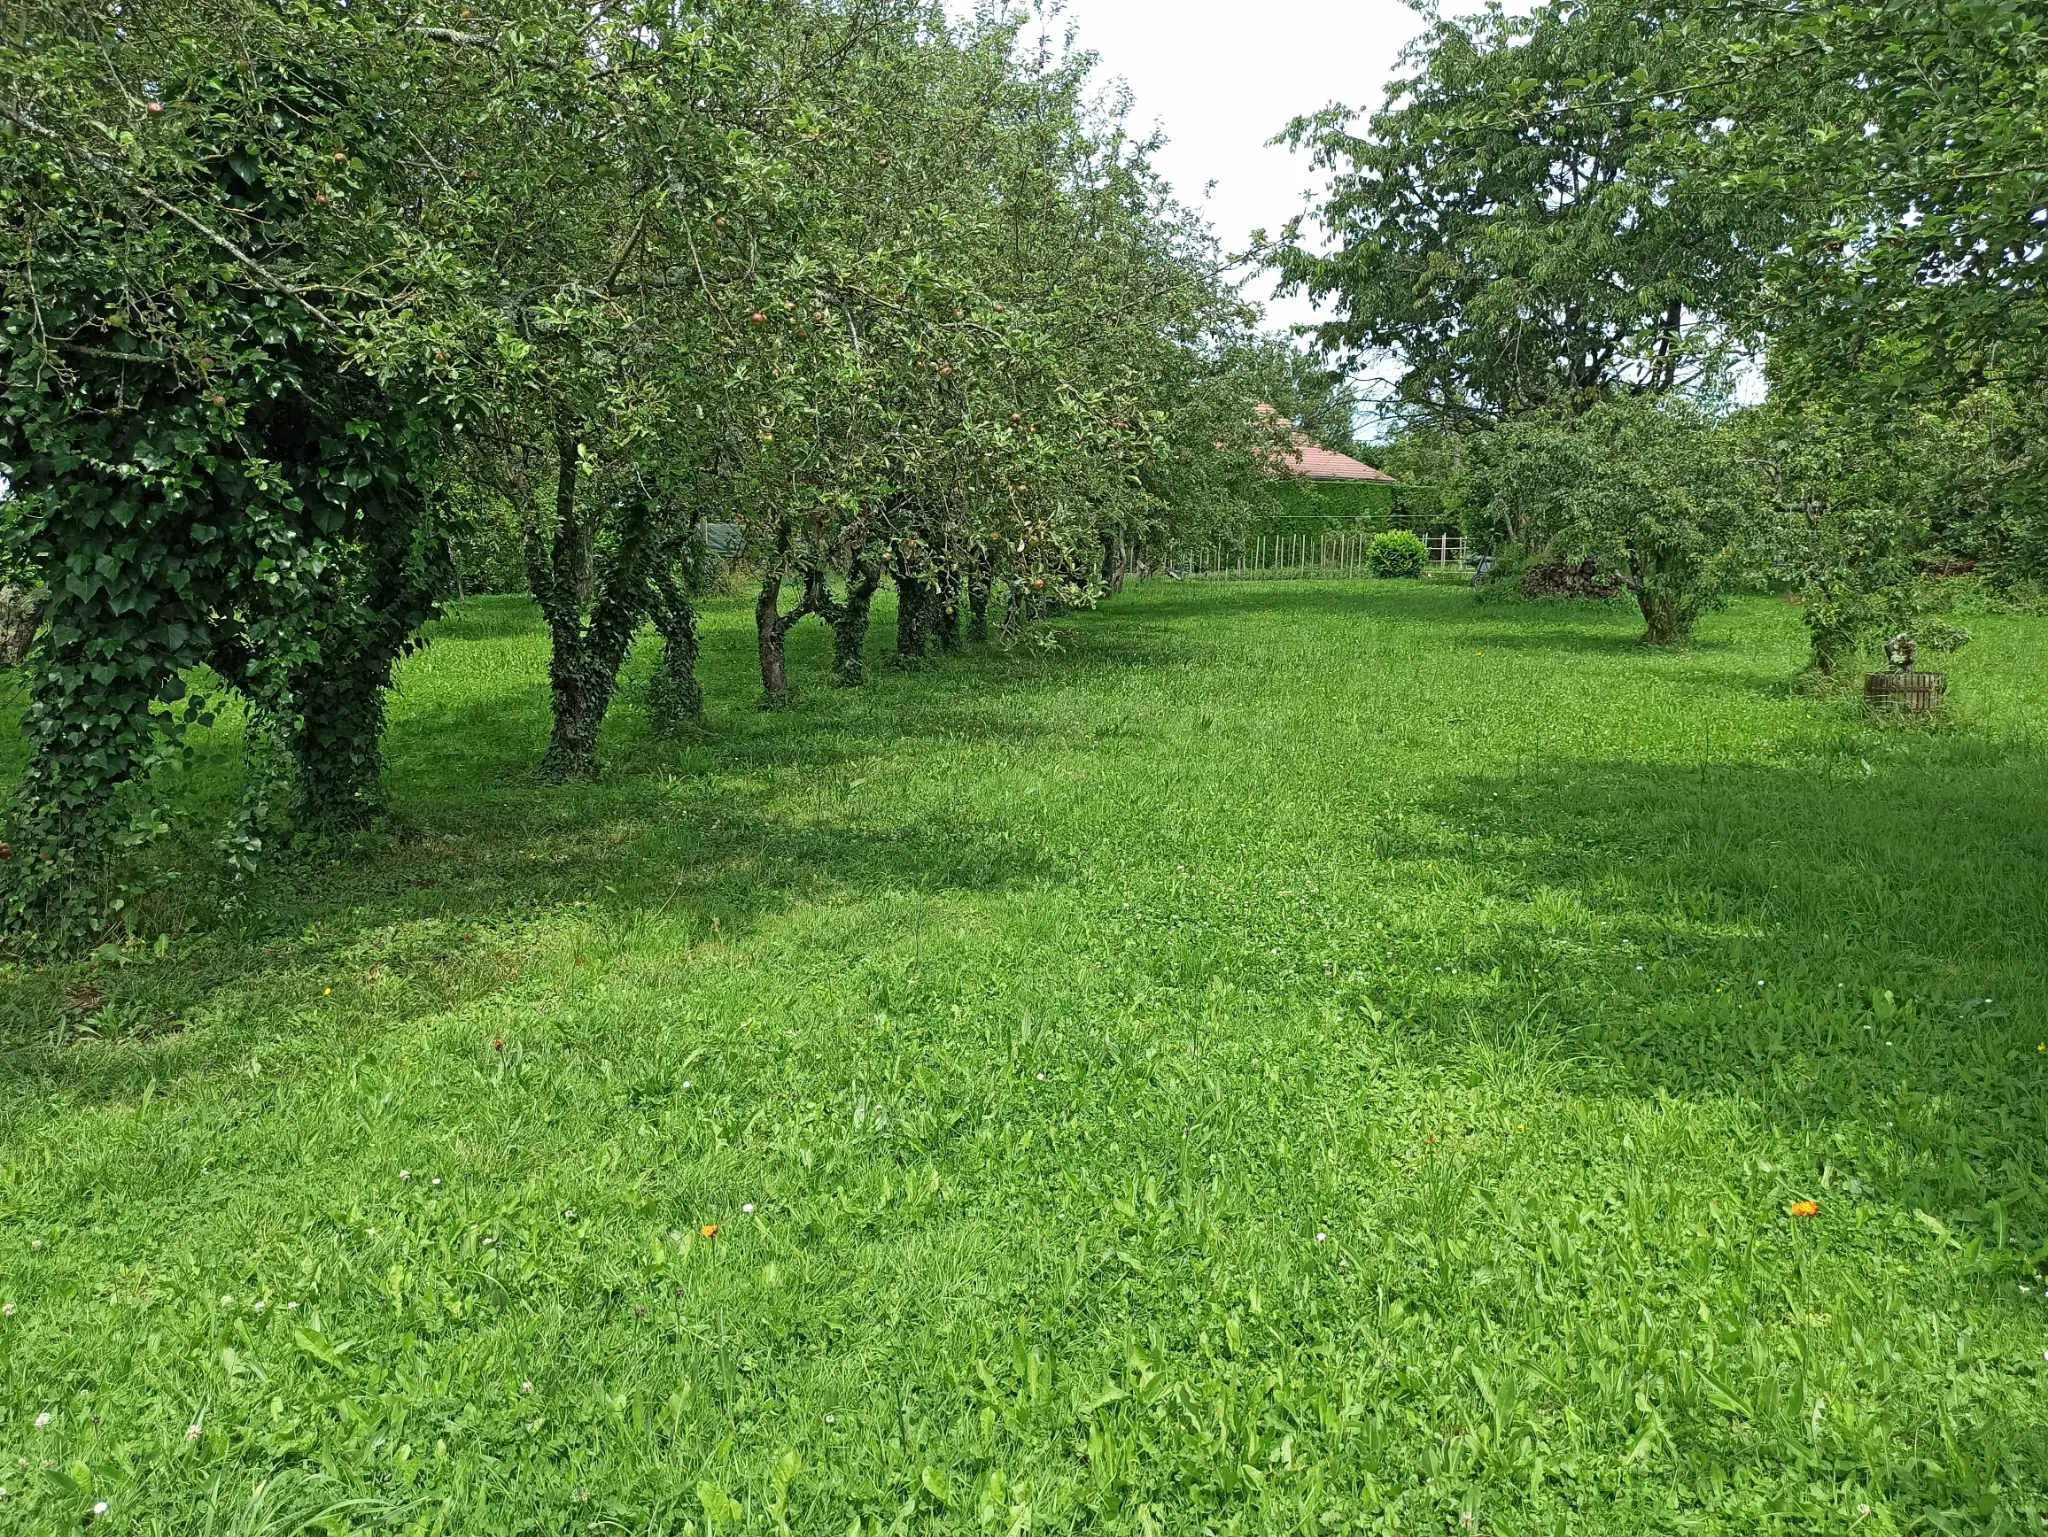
[[1864, 670, 1946, 713]]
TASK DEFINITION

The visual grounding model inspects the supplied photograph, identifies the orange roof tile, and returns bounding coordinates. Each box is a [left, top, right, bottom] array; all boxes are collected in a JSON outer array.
[[1257, 403, 1396, 483]]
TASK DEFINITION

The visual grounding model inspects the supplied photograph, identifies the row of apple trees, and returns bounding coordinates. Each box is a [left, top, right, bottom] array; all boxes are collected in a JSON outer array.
[[1270, 0, 2044, 663], [0, 0, 1287, 942]]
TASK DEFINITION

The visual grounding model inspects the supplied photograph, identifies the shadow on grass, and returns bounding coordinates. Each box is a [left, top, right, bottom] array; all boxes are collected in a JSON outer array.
[[1127, 578, 1734, 651], [1380, 748, 2048, 1244], [0, 596, 1174, 1103]]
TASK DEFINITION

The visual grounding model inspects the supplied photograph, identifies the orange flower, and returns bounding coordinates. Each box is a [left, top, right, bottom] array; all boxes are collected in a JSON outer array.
[[700, 1224, 719, 1240], [1788, 1200, 1820, 1219]]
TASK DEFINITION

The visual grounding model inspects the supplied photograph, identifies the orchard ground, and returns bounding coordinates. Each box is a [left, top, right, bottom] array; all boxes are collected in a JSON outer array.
[[2, 581, 2047, 1533]]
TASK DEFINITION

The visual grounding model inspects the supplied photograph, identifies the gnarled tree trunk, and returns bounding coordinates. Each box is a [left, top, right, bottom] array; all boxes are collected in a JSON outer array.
[[647, 570, 703, 731], [528, 434, 657, 779], [755, 567, 824, 709], [828, 564, 880, 686], [930, 570, 962, 654], [893, 571, 930, 663]]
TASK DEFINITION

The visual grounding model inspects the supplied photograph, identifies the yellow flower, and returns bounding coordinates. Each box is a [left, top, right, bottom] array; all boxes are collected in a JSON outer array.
[[700, 1224, 718, 1240], [1788, 1200, 1820, 1219]]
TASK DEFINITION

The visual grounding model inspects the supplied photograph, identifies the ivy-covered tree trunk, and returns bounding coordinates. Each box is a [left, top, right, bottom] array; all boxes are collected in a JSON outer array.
[[285, 646, 397, 833], [527, 434, 655, 779], [1636, 589, 1690, 646], [894, 572, 931, 662], [283, 497, 447, 833], [541, 605, 641, 779], [2, 390, 225, 938], [930, 571, 962, 655], [829, 564, 881, 686], [647, 572, 703, 731], [1100, 532, 1127, 595], [4, 599, 197, 935]]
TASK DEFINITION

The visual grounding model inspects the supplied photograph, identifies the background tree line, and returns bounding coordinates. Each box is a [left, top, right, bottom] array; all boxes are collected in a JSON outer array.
[[1271, 0, 2045, 659], [0, 0, 1303, 943]]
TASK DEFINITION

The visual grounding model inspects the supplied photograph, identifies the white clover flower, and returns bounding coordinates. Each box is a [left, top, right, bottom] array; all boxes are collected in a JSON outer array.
[[32, 1413, 49, 1430], [93, 1500, 107, 1515], [185, 1424, 201, 1442], [399, 1170, 411, 1182], [1, 1304, 13, 1317], [520, 1380, 533, 1394]]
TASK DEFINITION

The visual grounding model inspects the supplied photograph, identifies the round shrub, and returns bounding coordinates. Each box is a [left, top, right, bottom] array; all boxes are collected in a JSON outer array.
[[1367, 529, 1429, 579]]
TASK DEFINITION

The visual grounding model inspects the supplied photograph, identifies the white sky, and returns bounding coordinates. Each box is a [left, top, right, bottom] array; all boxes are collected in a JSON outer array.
[[1027, 1, 1426, 335]]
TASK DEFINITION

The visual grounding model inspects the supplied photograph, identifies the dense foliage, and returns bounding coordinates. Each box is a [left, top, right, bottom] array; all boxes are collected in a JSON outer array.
[[0, 0, 1284, 941], [1268, 2, 1759, 424], [1365, 529, 1428, 580], [1277, 0, 2044, 653]]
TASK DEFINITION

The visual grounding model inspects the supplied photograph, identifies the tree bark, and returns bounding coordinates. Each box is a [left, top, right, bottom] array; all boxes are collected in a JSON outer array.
[[1636, 589, 1688, 646], [829, 564, 880, 686], [757, 573, 793, 708], [539, 599, 639, 777], [966, 559, 992, 645], [648, 574, 702, 730], [894, 572, 930, 663], [930, 570, 962, 654], [755, 569, 822, 708], [1100, 532, 1126, 595], [529, 445, 655, 778]]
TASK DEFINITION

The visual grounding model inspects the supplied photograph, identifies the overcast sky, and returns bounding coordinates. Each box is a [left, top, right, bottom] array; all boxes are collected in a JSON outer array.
[[1020, 1, 1428, 334]]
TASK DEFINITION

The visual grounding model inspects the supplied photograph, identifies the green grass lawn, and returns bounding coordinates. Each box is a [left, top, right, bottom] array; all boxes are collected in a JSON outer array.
[[3, 582, 2047, 1534]]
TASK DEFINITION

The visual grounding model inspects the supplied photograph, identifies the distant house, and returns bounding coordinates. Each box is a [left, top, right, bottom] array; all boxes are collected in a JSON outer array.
[[1279, 431, 1398, 487], [1257, 403, 1397, 486], [1231, 406, 1462, 569]]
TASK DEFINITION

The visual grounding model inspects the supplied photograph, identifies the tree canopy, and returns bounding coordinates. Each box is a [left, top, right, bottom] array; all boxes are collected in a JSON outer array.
[[1274, 0, 2044, 651], [0, 0, 1286, 942]]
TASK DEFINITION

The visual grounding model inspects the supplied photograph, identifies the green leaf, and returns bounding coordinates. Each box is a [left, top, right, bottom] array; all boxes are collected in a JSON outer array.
[[696, 1481, 744, 1523]]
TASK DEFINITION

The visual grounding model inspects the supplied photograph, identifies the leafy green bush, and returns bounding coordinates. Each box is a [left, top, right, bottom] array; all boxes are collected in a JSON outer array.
[[1471, 542, 1531, 604], [1367, 529, 1429, 578]]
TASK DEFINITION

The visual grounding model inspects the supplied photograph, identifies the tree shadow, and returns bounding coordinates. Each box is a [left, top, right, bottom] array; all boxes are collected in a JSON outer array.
[[1129, 578, 1662, 643], [0, 594, 1186, 1105], [1379, 747, 2048, 1251]]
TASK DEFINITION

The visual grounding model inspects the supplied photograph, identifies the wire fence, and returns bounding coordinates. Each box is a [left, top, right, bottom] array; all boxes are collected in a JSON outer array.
[[1167, 529, 1469, 581]]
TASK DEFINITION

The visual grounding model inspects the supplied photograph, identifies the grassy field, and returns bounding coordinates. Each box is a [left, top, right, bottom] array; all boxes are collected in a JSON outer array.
[[2, 581, 2047, 1535]]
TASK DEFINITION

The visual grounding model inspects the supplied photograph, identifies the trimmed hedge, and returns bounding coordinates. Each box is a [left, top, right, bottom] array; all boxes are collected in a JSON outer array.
[[1367, 529, 1430, 578]]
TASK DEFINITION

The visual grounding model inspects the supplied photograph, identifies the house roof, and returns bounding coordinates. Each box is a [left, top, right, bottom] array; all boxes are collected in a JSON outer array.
[[1256, 403, 1397, 483], [1284, 437, 1397, 483]]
